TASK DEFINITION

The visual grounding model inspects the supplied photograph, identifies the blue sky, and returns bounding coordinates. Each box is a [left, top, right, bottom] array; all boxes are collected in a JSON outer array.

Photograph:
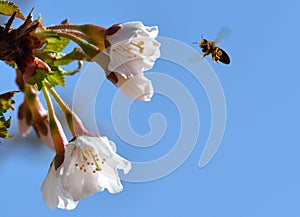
[[1, 0, 300, 216]]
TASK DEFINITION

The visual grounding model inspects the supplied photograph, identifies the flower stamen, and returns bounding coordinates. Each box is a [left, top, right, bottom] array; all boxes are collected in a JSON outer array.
[[88, 148, 102, 172], [129, 40, 145, 54], [74, 147, 103, 173]]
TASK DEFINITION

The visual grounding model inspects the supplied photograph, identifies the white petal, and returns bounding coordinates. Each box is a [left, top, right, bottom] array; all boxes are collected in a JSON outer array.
[[89, 136, 131, 193], [75, 135, 131, 174], [61, 170, 102, 201], [115, 73, 154, 101], [107, 44, 144, 76], [57, 196, 78, 210], [91, 136, 132, 174], [96, 172, 123, 193], [107, 36, 160, 77], [77, 135, 131, 192], [41, 165, 59, 209], [75, 135, 112, 155], [41, 163, 78, 210], [105, 21, 160, 77], [56, 176, 78, 210], [107, 21, 158, 45], [60, 144, 104, 201], [107, 138, 117, 152]]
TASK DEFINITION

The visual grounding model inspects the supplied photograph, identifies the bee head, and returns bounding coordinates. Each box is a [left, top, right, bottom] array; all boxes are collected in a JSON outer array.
[[199, 39, 208, 48]]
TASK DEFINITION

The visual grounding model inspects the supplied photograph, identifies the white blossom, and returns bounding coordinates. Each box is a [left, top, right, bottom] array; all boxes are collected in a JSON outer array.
[[41, 134, 131, 210]]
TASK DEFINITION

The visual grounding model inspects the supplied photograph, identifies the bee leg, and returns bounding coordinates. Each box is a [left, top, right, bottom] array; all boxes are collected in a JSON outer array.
[[212, 56, 219, 63]]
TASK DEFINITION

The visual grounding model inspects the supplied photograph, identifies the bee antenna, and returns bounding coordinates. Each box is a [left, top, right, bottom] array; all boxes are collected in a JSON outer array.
[[192, 42, 198, 44], [201, 34, 203, 39]]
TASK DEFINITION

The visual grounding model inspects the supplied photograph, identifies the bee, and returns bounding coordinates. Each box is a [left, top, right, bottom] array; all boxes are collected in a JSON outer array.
[[195, 29, 230, 64]]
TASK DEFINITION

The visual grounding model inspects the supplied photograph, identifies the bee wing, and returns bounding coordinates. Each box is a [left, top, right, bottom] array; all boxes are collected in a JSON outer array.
[[214, 27, 230, 44]]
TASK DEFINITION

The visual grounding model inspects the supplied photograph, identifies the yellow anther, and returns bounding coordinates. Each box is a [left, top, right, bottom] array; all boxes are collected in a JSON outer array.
[[129, 41, 145, 54], [74, 147, 104, 175]]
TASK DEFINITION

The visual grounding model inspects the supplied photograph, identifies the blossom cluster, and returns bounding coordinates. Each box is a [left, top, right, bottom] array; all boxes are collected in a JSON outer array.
[[0, 2, 160, 210]]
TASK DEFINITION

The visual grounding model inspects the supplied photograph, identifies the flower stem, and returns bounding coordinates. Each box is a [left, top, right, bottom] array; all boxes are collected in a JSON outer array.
[[41, 84, 55, 121], [41, 84, 65, 156], [47, 24, 83, 31], [44, 81, 87, 137], [47, 24, 106, 35], [44, 81, 70, 115], [54, 31, 100, 58]]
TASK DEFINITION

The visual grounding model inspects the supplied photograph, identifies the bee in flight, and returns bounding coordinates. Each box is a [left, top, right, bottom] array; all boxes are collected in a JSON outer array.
[[195, 29, 230, 64]]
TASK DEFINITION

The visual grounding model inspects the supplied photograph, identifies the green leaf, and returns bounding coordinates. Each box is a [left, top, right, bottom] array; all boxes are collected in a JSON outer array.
[[43, 37, 70, 53], [46, 69, 65, 87], [0, 116, 12, 138], [0, 1, 25, 20], [0, 91, 17, 114], [43, 36, 70, 52], [26, 69, 47, 90], [33, 29, 70, 52], [0, 90, 17, 139]]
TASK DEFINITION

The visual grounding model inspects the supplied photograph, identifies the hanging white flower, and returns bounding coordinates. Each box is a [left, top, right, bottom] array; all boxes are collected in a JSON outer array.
[[105, 21, 160, 77], [41, 134, 131, 210]]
